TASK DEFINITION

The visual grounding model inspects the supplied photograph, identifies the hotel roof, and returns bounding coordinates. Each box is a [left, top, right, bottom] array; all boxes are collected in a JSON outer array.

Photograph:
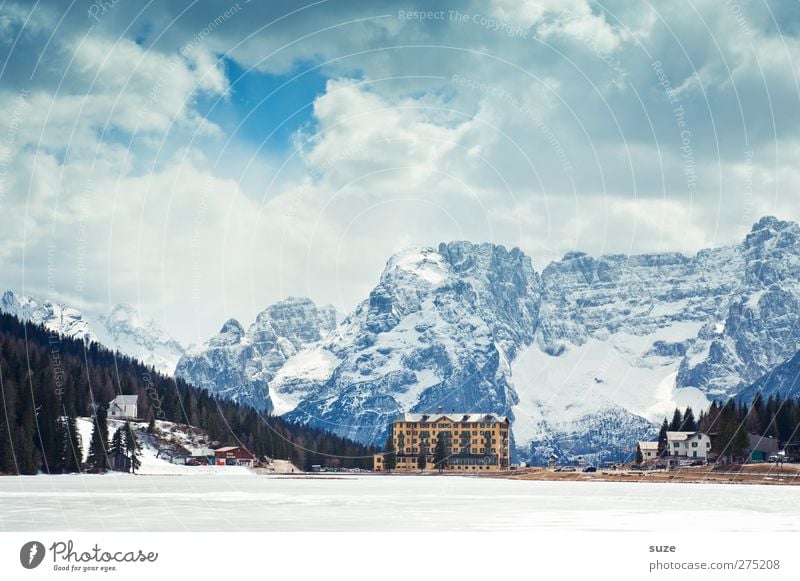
[[394, 412, 509, 424]]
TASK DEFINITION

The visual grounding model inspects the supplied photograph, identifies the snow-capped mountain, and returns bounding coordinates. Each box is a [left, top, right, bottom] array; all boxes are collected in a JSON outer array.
[[263, 217, 800, 462], [93, 303, 185, 374], [175, 297, 337, 412], [278, 243, 541, 444], [677, 216, 800, 396], [1, 290, 96, 342], [58, 215, 800, 464], [737, 349, 800, 403], [0, 290, 184, 375]]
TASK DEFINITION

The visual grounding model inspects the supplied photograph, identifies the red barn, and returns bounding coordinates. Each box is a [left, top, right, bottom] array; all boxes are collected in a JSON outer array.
[[214, 446, 255, 466]]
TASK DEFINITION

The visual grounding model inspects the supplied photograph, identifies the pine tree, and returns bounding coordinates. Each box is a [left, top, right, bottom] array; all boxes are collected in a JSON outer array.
[[669, 409, 683, 431], [124, 422, 142, 473], [109, 427, 127, 472], [63, 414, 83, 473], [0, 410, 13, 474], [147, 415, 156, 434], [682, 407, 697, 431], [19, 403, 38, 475], [657, 419, 669, 457], [635, 443, 643, 465], [730, 424, 750, 462], [417, 449, 427, 472], [382, 432, 396, 472], [86, 405, 109, 473]]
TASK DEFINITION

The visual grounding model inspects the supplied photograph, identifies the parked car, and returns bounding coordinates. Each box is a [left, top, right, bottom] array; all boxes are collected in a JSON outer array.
[[561, 466, 577, 472], [628, 464, 644, 471], [689, 460, 704, 466], [583, 466, 597, 473]]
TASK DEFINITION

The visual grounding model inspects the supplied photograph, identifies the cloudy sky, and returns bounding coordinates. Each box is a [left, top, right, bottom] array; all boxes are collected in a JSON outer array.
[[1, 0, 798, 343]]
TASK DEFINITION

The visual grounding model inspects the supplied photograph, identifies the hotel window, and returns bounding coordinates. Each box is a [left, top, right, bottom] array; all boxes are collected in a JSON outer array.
[[673, 442, 679, 447], [692, 442, 698, 447]]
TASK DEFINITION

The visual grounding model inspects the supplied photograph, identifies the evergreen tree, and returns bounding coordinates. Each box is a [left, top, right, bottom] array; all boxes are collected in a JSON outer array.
[[730, 424, 750, 462], [0, 406, 14, 474], [434, 432, 448, 472], [657, 419, 669, 457], [669, 408, 683, 431], [124, 422, 142, 474], [147, 415, 156, 434], [85, 405, 109, 473], [682, 407, 697, 431], [109, 427, 127, 472], [0, 311, 383, 474], [62, 414, 83, 473], [383, 432, 396, 472], [417, 449, 427, 472], [18, 403, 38, 475], [635, 444, 643, 465]]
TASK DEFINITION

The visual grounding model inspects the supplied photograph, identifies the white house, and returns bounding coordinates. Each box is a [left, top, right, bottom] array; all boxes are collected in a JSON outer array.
[[665, 431, 711, 460], [108, 395, 139, 420], [637, 441, 659, 462]]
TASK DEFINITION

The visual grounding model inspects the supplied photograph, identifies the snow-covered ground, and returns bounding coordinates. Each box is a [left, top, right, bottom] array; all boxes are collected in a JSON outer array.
[[74, 418, 252, 476], [0, 475, 797, 532]]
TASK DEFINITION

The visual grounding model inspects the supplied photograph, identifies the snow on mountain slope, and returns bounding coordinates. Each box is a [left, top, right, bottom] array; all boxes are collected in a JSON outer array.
[[0, 290, 184, 375], [175, 297, 337, 412], [1, 290, 96, 342], [511, 325, 709, 459], [75, 418, 252, 475], [283, 242, 541, 445], [14, 216, 800, 465], [737, 348, 800, 402], [267, 217, 800, 463], [677, 217, 800, 396]]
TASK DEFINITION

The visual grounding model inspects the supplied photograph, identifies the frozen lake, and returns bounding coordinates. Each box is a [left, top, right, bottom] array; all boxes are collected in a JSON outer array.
[[1, 474, 798, 532]]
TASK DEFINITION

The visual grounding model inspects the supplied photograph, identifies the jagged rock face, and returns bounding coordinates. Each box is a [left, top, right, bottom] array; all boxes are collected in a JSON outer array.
[[280, 242, 542, 445], [0, 291, 183, 375], [677, 217, 800, 396], [174, 297, 336, 412], [95, 304, 185, 374], [13, 216, 800, 464], [1, 290, 96, 342], [276, 217, 800, 463], [737, 349, 800, 403]]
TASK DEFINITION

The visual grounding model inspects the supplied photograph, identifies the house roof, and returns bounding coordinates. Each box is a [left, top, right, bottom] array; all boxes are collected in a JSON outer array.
[[638, 441, 659, 451], [214, 446, 253, 455], [666, 431, 705, 441], [111, 395, 138, 404], [394, 413, 509, 424]]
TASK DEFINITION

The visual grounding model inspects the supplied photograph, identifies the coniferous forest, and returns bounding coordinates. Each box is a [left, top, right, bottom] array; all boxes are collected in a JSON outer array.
[[0, 312, 376, 475], [656, 396, 800, 461]]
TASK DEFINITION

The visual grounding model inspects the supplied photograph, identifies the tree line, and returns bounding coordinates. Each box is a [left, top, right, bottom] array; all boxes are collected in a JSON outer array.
[[0, 312, 376, 475], [636, 394, 800, 463]]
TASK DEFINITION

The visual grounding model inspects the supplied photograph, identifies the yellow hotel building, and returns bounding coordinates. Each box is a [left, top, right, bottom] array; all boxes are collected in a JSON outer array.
[[374, 413, 510, 472]]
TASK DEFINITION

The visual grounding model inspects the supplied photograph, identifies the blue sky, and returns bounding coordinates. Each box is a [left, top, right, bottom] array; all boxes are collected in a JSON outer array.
[[1, 0, 799, 342]]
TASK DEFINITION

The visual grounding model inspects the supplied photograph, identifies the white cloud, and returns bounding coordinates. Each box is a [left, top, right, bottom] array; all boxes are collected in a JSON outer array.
[[2, 0, 800, 343]]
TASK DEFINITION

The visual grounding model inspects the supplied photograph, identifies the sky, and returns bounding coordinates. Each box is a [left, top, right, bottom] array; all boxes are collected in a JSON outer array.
[[0, 0, 799, 344]]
